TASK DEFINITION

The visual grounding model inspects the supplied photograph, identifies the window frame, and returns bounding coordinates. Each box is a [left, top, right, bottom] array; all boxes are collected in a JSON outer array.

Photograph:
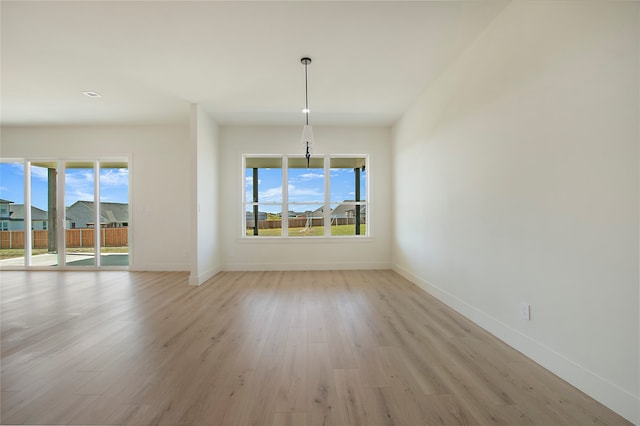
[[242, 154, 370, 239]]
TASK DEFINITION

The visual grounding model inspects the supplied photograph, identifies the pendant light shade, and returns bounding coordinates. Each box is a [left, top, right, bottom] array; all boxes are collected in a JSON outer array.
[[301, 124, 314, 159]]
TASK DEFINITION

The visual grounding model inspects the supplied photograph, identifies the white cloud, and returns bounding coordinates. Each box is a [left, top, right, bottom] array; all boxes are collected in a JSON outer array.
[[245, 184, 323, 203], [29, 165, 49, 181], [65, 171, 93, 190], [245, 185, 282, 202], [259, 186, 282, 201], [331, 168, 349, 174], [67, 190, 94, 204], [60, 170, 96, 204], [8, 163, 24, 173], [288, 184, 323, 201], [298, 172, 324, 180], [100, 168, 128, 186], [245, 177, 262, 186]]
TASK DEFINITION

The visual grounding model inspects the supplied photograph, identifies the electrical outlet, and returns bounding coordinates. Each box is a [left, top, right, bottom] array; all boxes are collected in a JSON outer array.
[[521, 303, 531, 320]]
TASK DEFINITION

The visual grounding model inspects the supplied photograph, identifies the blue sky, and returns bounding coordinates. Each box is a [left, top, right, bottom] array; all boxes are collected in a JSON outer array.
[[0, 163, 129, 210], [246, 166, 366, 214], [1, 162, 363, 214]]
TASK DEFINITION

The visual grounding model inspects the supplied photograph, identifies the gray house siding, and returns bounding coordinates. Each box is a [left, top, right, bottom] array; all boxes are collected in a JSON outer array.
[[2, 204, 48, 231]]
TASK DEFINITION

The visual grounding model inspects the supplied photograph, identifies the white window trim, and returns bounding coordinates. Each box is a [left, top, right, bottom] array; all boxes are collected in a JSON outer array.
[[242, 154, 370, 239]]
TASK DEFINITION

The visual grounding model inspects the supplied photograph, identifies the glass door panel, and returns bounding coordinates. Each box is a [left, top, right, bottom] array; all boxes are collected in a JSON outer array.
[[0, 161, 25, 267], [31, 162, 59, 266], [99, 162, 129, 266], [64, 162, 95, 267]]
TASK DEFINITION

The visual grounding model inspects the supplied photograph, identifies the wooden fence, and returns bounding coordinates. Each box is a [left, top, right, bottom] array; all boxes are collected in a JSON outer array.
[[246, 217, 366, 230], [0, 228, 128, 249]]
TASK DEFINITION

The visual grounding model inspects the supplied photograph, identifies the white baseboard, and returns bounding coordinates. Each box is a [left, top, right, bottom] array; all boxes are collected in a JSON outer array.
[[189, 264, 221, 286], [223, 261, 391, 272], [392, 263, 639, 426]]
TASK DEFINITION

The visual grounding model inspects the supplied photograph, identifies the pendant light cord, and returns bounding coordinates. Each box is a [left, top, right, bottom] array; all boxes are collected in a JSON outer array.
[[304, 61, 309, 125], [305, 62, 310, 166], [301, 57, 312, 168]]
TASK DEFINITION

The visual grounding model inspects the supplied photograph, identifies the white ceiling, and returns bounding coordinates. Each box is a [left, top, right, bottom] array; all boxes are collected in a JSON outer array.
[[1, 1, 508, 127]]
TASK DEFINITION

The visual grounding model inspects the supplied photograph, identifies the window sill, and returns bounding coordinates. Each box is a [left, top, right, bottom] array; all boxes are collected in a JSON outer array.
[[238, 236, 375, 243]]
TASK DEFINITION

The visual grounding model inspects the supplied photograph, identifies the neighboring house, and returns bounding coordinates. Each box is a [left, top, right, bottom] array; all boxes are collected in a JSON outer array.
[[245, 211, 267, 221], [66, 201, 129, 229], [313, 201, 367, 221], [288, 210, 318, 218], [66, 201, 128, 229], [2, 204, 49, 231], [0, 199, 11, 217], [0, 200, 128, 231], [0, 199, 12, 231]]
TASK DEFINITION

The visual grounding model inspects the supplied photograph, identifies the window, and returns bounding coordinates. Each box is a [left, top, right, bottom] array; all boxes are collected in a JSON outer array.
[[288, 157, 324, 237], [245, 157, 282, 236], [329, 157, 367, 236], [243, 155, 368, 238]]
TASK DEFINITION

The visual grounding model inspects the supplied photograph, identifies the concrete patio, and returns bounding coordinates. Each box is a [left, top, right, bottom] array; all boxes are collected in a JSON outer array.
[[0, 252, 128, 268]]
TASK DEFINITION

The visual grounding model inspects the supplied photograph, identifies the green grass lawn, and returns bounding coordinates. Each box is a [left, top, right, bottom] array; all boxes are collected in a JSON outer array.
[[0, 249, 45, 260], [246, 224, 366, 237], [0, 247, 128, 259]]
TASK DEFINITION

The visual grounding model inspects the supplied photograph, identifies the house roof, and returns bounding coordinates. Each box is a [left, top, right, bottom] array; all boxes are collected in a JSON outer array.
[[0, 199, 14, 204], [331, 203, 367, 218], [66, 201, 128, 225], [313, 202, 367, 217], [3, 202, 129, 224], [8, 204, 48, 221], [1, 1, 508, 127]]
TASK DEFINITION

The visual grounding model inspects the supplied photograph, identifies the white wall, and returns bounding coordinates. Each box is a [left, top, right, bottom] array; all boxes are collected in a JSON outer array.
[[0, 125, 192, 271], [220, 125, 392, 270], [190, 105, 221, 285], [392, 1, 639, 423]]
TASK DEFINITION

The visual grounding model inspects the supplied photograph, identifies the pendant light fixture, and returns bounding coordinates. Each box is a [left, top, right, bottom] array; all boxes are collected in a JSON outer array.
[[300, 57, 314, 168]]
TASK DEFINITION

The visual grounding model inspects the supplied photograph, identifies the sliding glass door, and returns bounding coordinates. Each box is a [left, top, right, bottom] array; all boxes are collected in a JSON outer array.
[[0, 159, 129, 269]]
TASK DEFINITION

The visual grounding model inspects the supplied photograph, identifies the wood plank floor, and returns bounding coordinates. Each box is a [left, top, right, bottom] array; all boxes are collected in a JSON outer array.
[[0, 270, 631, 426]]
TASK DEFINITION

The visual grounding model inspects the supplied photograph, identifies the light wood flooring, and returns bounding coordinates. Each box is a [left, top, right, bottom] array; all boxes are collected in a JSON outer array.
[[0, 270, 631, 425]]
